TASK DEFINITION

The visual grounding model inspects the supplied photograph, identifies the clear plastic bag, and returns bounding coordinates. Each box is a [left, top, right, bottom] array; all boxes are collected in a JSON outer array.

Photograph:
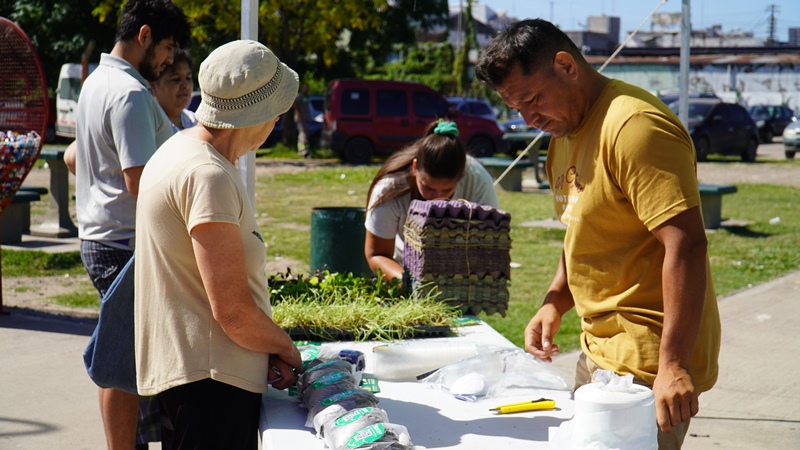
[[297, 359, 356, 397], [420, 348, 570, 400], [320, 407, 391, 449], [333, 422, 414, 450]]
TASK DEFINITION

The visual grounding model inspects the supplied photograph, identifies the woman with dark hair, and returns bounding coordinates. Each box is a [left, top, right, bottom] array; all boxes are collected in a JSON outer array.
[[365, 120, 499, 284], [150, 49, 196, 132]]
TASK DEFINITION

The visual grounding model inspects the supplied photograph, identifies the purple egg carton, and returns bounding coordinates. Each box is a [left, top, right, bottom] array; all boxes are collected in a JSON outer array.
[[403, 245, 511, 279], [406, 199, 511, 231]]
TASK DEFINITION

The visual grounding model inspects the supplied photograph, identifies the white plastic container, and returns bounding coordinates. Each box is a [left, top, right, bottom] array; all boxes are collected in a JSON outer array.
[[371, 340, 480, 381]]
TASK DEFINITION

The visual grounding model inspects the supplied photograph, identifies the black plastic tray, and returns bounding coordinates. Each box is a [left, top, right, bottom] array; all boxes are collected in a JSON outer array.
[[284, 325, 452, 342]]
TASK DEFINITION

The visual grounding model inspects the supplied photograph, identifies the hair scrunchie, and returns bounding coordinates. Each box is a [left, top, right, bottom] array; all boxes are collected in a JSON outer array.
[[433, 120, 459, 138]]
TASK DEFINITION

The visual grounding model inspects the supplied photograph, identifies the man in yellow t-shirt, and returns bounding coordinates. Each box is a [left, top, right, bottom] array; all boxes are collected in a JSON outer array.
[[476, 19, 721, 450]]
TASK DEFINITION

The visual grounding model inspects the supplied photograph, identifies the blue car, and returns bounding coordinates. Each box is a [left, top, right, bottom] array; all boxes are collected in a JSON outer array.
[[746, 105, 796, 143], [263, 95, 324, 148], [501, 115, 551, 154], [670, 98, 759, 162]]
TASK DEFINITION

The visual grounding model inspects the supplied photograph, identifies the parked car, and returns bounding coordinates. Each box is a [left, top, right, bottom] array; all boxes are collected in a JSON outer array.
[[322, 79, 505, 163], [746, 104, 796, 143], [657, 91, 718, 106], [188, 90, 201, 112], [669, 98, 759, 162], [445, 96, 498, 121], [783, 120, 800, 159], [501, 115, 551, 154], [55, 62, 98, 139]]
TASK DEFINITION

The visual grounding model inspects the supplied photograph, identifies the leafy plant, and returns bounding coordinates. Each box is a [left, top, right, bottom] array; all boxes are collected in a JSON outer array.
[[269, 269, 462, 341]]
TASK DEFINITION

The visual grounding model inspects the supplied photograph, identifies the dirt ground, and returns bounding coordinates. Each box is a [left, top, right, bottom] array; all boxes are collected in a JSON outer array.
[[3, 148, 799, 318]]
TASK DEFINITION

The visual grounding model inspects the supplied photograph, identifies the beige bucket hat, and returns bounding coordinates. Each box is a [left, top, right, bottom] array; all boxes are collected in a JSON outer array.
[[195, 40, 299, 129]]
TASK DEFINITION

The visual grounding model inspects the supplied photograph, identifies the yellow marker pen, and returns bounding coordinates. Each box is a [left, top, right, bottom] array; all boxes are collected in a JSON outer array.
[[489, 398, 556, 414]]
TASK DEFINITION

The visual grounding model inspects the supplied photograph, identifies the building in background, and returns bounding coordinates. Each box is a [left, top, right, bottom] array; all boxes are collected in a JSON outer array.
[[790, 28, 800, 46], [566, 15, 620, 56], [436, 3, 800, 109]]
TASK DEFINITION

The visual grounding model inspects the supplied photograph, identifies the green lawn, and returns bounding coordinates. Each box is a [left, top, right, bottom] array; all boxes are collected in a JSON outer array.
[[4, 157, 800, 351]]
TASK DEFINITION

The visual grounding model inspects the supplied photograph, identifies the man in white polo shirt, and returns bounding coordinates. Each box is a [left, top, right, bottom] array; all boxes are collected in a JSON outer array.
[[74, 1, 190, 449]]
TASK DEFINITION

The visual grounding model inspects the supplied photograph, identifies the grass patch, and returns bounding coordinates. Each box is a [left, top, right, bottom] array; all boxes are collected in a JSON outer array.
[[1, 249, 84, 277], [255, 143, 339, 160], [11, 285, 33, 293], [255, 165, 376, 265], [51, 290, 100, 309], [705, 183, 800, 296]]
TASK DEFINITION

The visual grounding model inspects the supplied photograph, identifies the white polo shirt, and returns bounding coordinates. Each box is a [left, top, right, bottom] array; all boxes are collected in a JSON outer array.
[[75, 53, 172, 249]]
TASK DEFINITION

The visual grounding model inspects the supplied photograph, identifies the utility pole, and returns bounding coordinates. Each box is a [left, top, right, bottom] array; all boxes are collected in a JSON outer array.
[[766, 4, 779, 45]]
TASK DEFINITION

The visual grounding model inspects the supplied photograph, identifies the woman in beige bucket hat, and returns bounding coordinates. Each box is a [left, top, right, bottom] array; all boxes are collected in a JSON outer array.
[[133, 40, 302, 450]]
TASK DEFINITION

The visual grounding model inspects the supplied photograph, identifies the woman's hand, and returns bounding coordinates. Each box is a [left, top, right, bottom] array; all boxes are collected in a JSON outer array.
[[267, 350, 303, 391]]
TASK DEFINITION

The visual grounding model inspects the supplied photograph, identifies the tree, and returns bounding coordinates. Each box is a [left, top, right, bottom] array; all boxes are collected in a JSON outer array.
[[87, 0, 451, 146], [452, 0, 478, 96], [1, 0, 117, 96], [175, 0, 449, 146], [378, 43, 457, 94]]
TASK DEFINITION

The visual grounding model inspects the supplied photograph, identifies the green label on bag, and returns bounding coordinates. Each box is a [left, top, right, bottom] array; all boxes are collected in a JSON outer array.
[[347, 423, 386, 448], [334, 407, 373, 427], [311, 371, 348, 388], [359, 375, 380, 393], [322, 389, 358, 406]]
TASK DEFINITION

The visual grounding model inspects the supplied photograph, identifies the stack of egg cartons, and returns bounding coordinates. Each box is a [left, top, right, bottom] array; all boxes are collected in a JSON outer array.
[[298, 347, 415, 449], [403, 199, 511, 316]]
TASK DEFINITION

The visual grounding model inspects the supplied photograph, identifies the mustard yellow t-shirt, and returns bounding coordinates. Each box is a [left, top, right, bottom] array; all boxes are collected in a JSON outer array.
[[546, 79, 721, 391]]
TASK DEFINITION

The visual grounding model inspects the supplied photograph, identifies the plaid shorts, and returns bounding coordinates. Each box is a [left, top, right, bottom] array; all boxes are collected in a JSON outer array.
[[80, 240, 133, 298], [80, 240, 161, 444]]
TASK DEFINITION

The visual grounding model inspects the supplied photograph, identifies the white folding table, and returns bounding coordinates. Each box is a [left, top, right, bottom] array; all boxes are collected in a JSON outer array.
[[260, 321, 575, 449]]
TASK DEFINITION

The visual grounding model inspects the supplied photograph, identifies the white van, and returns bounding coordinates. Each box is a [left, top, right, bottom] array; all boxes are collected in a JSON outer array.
[[55, 63, 97, 138]]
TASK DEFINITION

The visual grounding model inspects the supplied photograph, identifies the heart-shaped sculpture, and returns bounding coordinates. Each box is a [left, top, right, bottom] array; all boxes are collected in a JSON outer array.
[[0, 18, 48, 217]]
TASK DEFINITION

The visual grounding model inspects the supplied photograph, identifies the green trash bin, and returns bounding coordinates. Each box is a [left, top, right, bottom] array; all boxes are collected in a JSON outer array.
[[310, 207, 373, 276]]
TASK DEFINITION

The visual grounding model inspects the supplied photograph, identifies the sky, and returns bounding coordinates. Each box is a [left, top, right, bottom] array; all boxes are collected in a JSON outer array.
[[471, 0, 800, 42]]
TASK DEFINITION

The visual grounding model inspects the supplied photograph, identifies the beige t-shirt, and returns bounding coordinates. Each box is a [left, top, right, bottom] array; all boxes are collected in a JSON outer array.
[[546, 79, 721, 391], [135, 133, 271, 396]]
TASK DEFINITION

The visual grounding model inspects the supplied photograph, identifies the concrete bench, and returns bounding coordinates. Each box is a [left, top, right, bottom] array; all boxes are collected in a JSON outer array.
[[698, 183, 737, 229], [503, 131, 550, 184], [1, 190, 41, 244], [29, 147, 78, 238], [18, 185, 48, 234], [476, 157, 535, 191]]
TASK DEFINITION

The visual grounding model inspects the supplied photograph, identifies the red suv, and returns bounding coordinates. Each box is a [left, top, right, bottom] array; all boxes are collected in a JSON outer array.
[[322, 79, 505, 164]]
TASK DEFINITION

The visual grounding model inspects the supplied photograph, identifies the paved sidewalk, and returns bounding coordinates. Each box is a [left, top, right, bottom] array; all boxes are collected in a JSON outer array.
[[682, 270, 800, 449], [1, 271, 798, 448]]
